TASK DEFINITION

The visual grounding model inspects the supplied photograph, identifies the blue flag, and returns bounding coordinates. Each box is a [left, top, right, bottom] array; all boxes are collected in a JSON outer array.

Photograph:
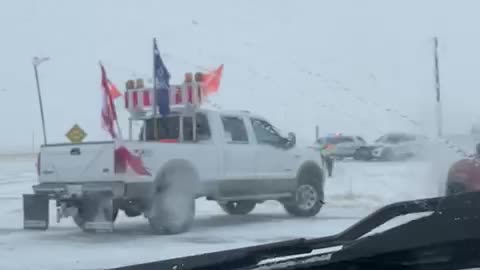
[[153, 39, 171, 116]]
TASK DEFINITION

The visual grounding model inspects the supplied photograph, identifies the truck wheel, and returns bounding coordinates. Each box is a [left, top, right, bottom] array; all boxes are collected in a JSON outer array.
[[148, 190, 195, 234], [148, 165, 197, 235], [219, 201, 256, 215], [283, 168, 324, 217], [73, 196, 118, 231]]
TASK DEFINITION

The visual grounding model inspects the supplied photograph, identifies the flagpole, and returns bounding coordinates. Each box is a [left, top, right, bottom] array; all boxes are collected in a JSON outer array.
[[113, 92, 123, 140], [152, 38, 158, 140], [32, 57, 49, 145], [115, 117, 123, 140]]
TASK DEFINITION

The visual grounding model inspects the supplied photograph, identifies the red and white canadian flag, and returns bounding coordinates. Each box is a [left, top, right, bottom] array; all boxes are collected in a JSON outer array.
[[100, 63, 118, 139], [100, 63, 150, 176]]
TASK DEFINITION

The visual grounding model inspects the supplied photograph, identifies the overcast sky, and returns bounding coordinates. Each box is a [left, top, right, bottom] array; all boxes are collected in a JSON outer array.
[[1, 0, 479, 152]]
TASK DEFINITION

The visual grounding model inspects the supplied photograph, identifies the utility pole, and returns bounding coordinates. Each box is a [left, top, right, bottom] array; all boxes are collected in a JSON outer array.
[[31, 130, 35, 153], [32, 56, 50, 145], [152, 39, 158, 140], [433, 37, 443, 137]]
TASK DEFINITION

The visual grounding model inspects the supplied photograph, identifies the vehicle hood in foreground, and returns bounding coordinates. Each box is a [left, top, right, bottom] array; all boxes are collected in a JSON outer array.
[[109, 191, 480, 270]]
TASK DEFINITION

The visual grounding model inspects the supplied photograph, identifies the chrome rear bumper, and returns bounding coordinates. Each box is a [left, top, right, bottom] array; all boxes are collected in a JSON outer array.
[[33, 182, 125, 199]]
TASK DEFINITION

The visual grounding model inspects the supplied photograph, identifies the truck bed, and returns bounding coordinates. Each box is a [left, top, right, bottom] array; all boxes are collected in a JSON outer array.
[[38, 141, 116, 183]]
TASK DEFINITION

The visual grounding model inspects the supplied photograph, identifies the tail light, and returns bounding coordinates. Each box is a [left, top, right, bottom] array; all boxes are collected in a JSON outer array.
[[36, 153, 41, 176]]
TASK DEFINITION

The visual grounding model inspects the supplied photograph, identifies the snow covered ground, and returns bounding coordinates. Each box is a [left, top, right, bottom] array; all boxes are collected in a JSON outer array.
[[0, 154, 445, 270]]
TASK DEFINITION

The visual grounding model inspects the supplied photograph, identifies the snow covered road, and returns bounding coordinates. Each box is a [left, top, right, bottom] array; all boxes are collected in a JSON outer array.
[[0, 155, 442, 270]]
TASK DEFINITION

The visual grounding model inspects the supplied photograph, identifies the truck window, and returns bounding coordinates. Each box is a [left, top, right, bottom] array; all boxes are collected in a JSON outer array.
[[251, 118, 284, 146], [142, 113, 211, 142], [221, 116, 249, 143], [144, 116, 180, 141], [183, 113, 211, 141]]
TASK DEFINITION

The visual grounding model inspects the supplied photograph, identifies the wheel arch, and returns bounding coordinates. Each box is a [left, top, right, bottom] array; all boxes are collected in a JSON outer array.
[[154, 159, 201, 192], [296, 161, 325, 187]]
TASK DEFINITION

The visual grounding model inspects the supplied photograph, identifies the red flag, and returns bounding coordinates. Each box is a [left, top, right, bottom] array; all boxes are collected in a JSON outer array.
[[203, 64, 224, 96], [114, 146, 151, 176], [100, 63, 117, 139], [108, 80, 122, 99]]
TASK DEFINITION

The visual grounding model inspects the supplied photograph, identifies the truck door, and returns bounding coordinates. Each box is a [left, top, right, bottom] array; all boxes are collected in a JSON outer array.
[[220, 115, 256, 181], [249, 118, 297, 180]]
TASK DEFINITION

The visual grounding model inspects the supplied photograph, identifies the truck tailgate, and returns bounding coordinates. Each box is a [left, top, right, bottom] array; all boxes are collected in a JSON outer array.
[[39, 142, 116, 183]]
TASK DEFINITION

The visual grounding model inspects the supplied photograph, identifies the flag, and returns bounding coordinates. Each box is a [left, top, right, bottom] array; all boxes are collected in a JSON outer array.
[[203, 64, 224, 96], [107, 80, 122, 99], [153, 39, 171, 116], [114, 146, 151, 176], [100, 63, 117, 139], [100, 63, 150, 176]]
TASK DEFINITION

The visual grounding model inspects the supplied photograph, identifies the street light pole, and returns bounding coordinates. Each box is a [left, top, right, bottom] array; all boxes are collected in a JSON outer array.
[[32, 57, 50, 145]]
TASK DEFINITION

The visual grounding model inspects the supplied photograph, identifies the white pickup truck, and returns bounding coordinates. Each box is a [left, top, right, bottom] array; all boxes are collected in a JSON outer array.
[[23, 108, 326, 234]]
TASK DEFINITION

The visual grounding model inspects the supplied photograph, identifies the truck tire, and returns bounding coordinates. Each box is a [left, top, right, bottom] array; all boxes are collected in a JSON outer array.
[[148, 190, 195, 234], [219, 201, 256, 215], [148, 163, 197, 234], [73, 195, 118, 231], [283, 166, 324, 217]]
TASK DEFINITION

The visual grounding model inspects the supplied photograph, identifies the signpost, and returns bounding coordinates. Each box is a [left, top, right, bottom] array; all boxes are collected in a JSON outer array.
[[65, 124, 87, 143]]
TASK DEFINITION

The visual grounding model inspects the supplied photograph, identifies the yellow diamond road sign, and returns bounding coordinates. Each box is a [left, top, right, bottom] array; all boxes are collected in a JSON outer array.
[[66, 124, 87, 143]]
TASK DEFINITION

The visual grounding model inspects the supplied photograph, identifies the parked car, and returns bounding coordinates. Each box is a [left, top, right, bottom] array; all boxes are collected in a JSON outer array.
[[354, 132, 427, 161], [315, 134, 367, 159], [446, 143, 480, 195]]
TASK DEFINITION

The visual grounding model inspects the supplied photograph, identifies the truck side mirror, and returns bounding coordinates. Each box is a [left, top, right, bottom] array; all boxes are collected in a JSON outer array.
[[286, 132, 296, 148], [476, 143, 480, 155]]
